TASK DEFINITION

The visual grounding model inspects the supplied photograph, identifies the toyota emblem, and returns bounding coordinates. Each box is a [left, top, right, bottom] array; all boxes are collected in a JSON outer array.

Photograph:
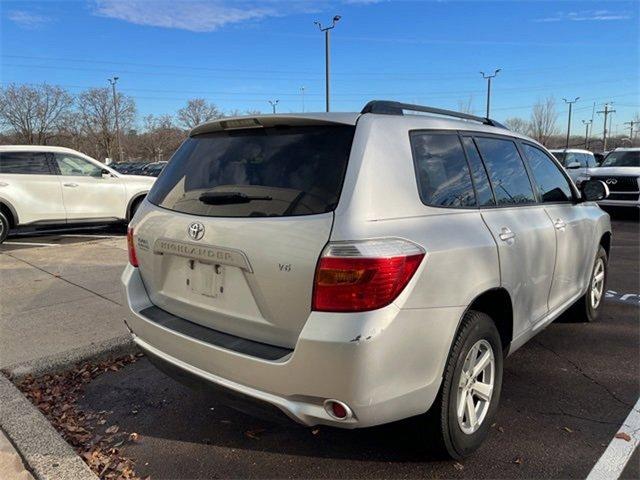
[[187, 222, 205, 241], [605, 178, 617, 185]]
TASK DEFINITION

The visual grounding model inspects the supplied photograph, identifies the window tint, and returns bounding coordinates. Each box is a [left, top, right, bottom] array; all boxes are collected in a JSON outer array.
[[0, 152, 52, 175], [148, 125, 355, 217], [55, 154, 103, 177], [522, 144, 572, 203], [461, 137, 495, 207], [410, 133, 476, 208], [475, 137, 536, 206]]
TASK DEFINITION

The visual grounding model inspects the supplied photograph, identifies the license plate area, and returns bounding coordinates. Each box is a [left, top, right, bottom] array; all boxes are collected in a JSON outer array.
[[187, 260, 225, 298]]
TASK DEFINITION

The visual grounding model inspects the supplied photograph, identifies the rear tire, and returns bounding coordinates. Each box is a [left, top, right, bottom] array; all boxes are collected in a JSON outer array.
[[571, 245, 608, 322], [427, 310, 503, 459], [0, 211, 9, 244]]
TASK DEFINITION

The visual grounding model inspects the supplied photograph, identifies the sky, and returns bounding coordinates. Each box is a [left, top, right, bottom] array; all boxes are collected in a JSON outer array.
[[1, 0, 638, 138]]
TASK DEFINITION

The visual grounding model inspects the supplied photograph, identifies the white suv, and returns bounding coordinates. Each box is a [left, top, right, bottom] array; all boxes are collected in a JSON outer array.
[[123, 102, 611, 458], [586, 148, 640, 208], [0, 146, 156, 243]]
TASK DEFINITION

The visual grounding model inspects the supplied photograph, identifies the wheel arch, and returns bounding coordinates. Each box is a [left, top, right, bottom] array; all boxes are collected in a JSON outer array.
[[599, 231, 611, 258], [0, 197, 19, 227], [462, 288, 513, 356], [126, 192, 148, 221]]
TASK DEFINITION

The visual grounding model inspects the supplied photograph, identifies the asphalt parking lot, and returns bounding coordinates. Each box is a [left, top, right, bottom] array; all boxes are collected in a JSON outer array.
[[1, 212, 638, 479]]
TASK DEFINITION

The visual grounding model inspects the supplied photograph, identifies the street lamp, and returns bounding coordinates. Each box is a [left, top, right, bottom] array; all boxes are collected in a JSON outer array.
[[314, 15, 341, 112], [480, 69, 500, 118], [582, 119, 592, 149], [107, 76, 123, 162], [268, 99, 279, 114], [563, 97, 580, 148]]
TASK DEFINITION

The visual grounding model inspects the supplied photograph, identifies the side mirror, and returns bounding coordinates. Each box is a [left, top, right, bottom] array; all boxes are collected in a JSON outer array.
[[566, 161, 581, 169], [581, 180, 609, 202]]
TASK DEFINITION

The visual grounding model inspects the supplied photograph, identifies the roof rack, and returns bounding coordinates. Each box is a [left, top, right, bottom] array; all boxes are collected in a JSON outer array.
[[360, 100, 508, 129]]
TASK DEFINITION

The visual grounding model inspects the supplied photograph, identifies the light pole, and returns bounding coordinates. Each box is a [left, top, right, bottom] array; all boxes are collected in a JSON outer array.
[[300, 86, 306, 113], [480, 69, 500, 118], [268, 99, 279, 114], [315, 15, 341, 112], [582, 119, 592, 149], [108, 77, 124, 162], [562, 97, 580, 148]]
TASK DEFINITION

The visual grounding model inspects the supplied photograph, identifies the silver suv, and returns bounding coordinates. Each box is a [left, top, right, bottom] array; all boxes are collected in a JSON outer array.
[[122, 102, 612, 458]]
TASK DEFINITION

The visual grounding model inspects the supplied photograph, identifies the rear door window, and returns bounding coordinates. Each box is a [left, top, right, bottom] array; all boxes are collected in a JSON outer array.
[[0, 152, 53, 175], [521, 144, 573, 203], [474, 137, 536, 206], [147, 125, 355, 217], [410, 132, 476, 208]]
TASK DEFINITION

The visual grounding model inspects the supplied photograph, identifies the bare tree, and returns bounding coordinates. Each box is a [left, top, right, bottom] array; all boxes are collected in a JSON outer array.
[[77, 87, 136, 161], [177, 98, 221, 129], [457, 96, 474, 115], [504, 117, 530, 135], [530, 97, 558, 145], [136, 114, 185, 161], [0, 83, 73, 144]]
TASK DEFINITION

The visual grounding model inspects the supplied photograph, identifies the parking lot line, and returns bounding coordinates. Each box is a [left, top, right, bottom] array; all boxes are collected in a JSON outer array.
[[2, 241, 60, 247], [586, 396, 640, 480]]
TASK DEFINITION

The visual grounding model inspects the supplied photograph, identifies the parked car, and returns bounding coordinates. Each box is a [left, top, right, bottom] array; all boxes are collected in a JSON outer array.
[[549, 148, 597, 186], [584, 147, 640, 208], [123, 102, 611, 459], [140, 161, 167, 177], [0, 146, 156, 243]]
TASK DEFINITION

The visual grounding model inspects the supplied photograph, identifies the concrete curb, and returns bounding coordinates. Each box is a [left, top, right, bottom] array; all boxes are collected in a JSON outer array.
[[0, 333, 138, 480], [3, 334, 137, 381], [0, 375, 97, 480]]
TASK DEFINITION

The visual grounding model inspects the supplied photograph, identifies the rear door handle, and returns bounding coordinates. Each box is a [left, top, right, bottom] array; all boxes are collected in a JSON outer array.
[[63, 183, 78, 187], [554, 219, 566, 230], [499, 227, 516, 242]]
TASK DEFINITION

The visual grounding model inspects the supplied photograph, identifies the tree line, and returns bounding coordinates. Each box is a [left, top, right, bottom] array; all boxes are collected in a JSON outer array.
[[0, 83, 260, 163], [0, 83, 637, 164]]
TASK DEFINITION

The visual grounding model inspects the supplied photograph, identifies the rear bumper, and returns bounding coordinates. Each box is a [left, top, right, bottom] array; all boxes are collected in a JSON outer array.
[[122, 265, 464, 428]]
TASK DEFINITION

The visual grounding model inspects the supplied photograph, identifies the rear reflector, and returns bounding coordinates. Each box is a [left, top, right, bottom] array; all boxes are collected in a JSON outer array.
[[127, 227, 139, 267], [312, 239, 425, 312]]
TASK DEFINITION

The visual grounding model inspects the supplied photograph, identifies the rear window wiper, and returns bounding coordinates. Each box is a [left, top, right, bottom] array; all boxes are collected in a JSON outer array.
[[198, 191, 273, 205]]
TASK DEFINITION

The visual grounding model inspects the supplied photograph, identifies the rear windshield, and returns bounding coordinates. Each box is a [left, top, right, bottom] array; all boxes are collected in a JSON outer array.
[[147, 125, 355, 217]]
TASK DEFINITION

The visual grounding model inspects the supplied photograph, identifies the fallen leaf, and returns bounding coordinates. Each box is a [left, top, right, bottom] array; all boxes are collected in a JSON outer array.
[[562, 426, 573, 433], [454, 462, 464, 471], [245, 428, 266, 440], [615, 432, 631, 442], [514, 457, 523, 465], [128, 432, 141, 443], [105, 425, 119, 434]]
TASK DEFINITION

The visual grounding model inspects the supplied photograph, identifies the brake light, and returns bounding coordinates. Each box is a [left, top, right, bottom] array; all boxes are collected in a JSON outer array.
[[127, 227, 139, 267], [312, 239, 425, 312]]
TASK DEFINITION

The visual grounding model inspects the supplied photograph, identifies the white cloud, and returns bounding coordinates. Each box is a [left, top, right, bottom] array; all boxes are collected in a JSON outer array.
[[7, 10, 51, 29], [535, 10, 632, 23], [92, 0, 291, 32]]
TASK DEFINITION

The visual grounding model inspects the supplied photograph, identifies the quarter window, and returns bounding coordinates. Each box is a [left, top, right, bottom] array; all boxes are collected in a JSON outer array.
[[0, 152, 52, 175], [522, 144, 573, 203], [410, 133, 476, 208], [55, 154, 103, 177], [474, 137, 536, 206]]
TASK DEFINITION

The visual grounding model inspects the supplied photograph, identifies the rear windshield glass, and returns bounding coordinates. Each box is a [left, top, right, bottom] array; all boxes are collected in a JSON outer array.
[[147, 125, 355, 217]]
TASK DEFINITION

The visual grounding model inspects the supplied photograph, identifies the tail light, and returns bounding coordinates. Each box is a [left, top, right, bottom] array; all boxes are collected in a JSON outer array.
[[127, 227, 139, 267], [312, 239, 425, 312]]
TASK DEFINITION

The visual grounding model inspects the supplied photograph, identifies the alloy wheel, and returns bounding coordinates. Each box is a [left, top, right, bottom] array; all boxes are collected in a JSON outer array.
[[590, 258, 605, 309], [456, 339, 495, 435]]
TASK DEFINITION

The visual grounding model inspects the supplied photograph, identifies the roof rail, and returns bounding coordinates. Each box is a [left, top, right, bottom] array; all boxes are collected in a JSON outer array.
[[360, 100, 508, 129]]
